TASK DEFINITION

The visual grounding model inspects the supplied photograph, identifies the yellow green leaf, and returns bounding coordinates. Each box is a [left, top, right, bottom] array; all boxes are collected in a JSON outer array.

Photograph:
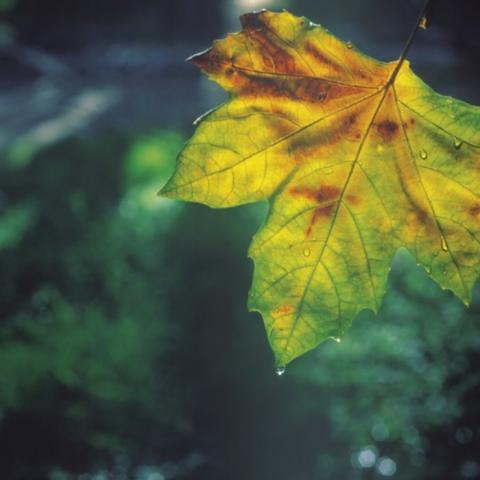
[[160, 10, 480, 366]]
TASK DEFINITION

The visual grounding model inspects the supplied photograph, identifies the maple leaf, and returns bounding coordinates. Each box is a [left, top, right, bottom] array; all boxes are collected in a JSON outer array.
[[160, 10, 480, 366]]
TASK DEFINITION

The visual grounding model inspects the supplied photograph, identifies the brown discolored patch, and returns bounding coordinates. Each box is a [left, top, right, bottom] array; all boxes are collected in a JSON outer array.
[[324, 83, 363, 102], [305, 207, 330, 236], [405, 207, 431, 234], [286, 110, 360, 161], [345, 113, 357, 127], [469, 203, 480, 218], [243, 21, 297, 73], [287, 131, 323, 161], [271, 117, 296, 139], [236, 73, 289, 98], [188, 48, 221, 73], [260, 53, 275, 70], [304, 41, 343, 73], [416, 208, 428, 224], [346, 193, 361, 205], [352, 68, 371, 81], [290, 185, 342, 236], [376, 119, 399, 140], [290, 185, 340, 203], [271, 304, 295, 318], [403, 118, 416, 129], [236, 69, 363, 104]]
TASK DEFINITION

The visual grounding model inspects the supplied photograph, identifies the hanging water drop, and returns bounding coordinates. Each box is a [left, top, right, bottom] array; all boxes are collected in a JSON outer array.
[[346, 41, 353, 49], [303, 247, 311, 257], [441, 236, 448, 252], [333, 336, 341, 343], [453, 137, 463, 149], [275, 365, 286, 376], [419, 149, 428, 160]]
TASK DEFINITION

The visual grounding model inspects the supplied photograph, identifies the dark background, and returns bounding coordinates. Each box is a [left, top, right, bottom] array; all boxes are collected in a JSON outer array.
[[0, 0, 480, 479]]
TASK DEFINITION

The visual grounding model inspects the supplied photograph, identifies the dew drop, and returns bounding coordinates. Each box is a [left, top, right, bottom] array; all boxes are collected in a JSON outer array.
[[419, 149, 428, 160], [275, 365, 286, 376], [346, 41, 353, 49], [425, 265, 432, 274], [419, 16, 428, 30], [333, 336, 342, 343], [303, 247, 311, 257], [453, 137, 463, 149], [441, 236, 448, 252]]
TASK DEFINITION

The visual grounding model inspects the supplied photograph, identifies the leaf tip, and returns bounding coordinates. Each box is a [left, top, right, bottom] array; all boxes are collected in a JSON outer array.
[[157, 182, 174, 199], [186, 48, 213, 70]]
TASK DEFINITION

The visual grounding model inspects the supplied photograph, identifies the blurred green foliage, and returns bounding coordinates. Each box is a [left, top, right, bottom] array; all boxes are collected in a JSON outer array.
[[0, 131, 191, 478], [0, 0, 16, 12]]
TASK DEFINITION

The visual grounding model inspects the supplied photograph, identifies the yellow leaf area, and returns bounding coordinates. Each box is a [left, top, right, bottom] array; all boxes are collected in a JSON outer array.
[[161, 10, 480, 366]]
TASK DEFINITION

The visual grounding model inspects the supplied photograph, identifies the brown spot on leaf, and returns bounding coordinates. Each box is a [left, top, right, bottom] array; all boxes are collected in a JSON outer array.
[[376, 119, 399, 140], [469, 203, 480, 218], [271, 304, 294, 318], [345, 113, 357, 127], [413, 206, 429, 226], [403, 118, 416, 129], [346, 194, 361, 205]]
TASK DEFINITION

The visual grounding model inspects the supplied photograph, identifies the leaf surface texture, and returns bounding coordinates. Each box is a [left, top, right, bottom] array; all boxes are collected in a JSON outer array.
[[161, 10, 480, 365]]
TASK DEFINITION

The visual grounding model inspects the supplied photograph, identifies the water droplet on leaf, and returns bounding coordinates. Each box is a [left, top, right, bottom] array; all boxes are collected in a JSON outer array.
[[441, 236, 448, 252], [333, 336, 341, 343], [275, 365, 286, 376], [419, 16, 428, 30], [453, 137, 463, 149], [346, 41, 353, 49], [303, 248, 311, 257], [420, 150, 428, 160]]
